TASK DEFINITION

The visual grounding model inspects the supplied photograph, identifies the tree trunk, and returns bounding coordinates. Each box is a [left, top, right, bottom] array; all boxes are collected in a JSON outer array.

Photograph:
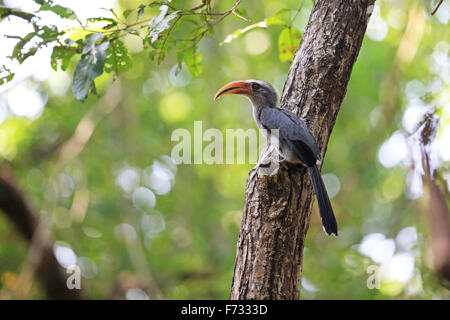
[[230, 0, 375, 300]]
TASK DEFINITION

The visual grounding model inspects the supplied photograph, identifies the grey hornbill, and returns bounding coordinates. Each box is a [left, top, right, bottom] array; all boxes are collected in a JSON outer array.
[[215, 79, 338, 236]]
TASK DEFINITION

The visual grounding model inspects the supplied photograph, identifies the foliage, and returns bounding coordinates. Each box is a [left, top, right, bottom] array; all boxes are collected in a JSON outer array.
[[72, 33, 110, 100], [278, 27, 302, 62], [0, 0, 449, 300], [1, 0, 304, 101]]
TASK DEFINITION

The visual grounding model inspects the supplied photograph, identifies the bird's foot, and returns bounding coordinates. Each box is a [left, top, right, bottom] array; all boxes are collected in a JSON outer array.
[[277, 154, 290, 171], [279, 160, 289, 171]]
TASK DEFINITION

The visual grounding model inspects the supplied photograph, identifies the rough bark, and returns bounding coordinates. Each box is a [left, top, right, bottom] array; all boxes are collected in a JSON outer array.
[[0, 166, 81, 299], [231, 0, 375, 299]]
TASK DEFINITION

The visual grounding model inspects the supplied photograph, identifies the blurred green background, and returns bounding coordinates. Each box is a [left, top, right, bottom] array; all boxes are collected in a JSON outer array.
[[0, 0, 449, 299]]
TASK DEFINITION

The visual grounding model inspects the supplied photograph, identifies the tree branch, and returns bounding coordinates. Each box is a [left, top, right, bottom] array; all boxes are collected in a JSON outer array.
[[230, 0, 375, 300], [431, 0, 444, 15], [0, 165, 81, 299], [0, 6, 36, 21]]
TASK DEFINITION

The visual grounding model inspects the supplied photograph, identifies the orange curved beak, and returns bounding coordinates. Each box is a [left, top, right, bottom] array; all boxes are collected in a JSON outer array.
[[214, 81, 252, 100]]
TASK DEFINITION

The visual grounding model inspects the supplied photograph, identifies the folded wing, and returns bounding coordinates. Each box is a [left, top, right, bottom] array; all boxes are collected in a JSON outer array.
[[260, 107, 321, 166]]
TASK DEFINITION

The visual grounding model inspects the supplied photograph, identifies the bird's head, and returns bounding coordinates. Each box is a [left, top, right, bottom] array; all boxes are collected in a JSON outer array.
[[214, 79, 278, 108]]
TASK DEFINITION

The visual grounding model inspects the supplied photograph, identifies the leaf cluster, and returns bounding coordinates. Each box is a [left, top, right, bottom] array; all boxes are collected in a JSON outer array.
[[1, 0, 305, 100]]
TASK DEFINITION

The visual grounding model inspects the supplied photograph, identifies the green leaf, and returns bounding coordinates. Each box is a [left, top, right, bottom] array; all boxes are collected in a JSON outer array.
[[104, 23, 117, 30], [0, 65, 14, 85], [183, 47, 202, 76], [266, 8, 292, 26], [9, 25, 63, 64], [39, 25, 61, 42], [51, 46, 77, 71], [135, 2, 163, 18], [278, 27, 302, 63], [105, 39, 132, 74], [138, 4, 146, 17], [81, 32, 103, 55], [109, 8, 120, 21], [72, 33, 109, 101], [7, 30, 43, 64], [147, 5, 179, 43], [39, 3, 77, 19], [176, 51, 184, 73], [11, 32, 37, 61], [148, 50, 157, 61], [123, 8, 135, 19], [233, 8, 250, 22]]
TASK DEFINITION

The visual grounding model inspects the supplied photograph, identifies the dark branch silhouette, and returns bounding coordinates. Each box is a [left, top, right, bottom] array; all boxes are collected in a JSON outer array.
[[0, 165, 81, 299]]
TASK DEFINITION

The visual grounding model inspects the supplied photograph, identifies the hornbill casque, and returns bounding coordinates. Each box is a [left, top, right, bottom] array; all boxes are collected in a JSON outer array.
[[214, 79, 338, 236]]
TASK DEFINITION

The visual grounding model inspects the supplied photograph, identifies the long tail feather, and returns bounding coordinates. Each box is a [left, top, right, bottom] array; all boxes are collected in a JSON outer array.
[[308, 165, 338, 236]]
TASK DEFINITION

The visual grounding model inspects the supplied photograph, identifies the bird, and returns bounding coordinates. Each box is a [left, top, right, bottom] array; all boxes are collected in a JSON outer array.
[[214, 79, 338, 236]]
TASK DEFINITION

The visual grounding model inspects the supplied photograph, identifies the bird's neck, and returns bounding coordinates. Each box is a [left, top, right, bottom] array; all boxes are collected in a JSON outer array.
[[251, 103, 270, 130]]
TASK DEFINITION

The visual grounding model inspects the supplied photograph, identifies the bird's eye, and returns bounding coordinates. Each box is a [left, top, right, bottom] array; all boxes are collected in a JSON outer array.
[[252, 83, 260, 90]]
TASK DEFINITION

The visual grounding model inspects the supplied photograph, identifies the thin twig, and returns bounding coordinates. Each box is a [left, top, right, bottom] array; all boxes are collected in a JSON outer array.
[[208, 0, 242, 24], [159, 15, 182, 58], [189, 0, 207, 11], [73, 0, 241, 36], [432, 0, 444, 15], [231, 9, 250, 22], [289, 0, 305, 26]]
